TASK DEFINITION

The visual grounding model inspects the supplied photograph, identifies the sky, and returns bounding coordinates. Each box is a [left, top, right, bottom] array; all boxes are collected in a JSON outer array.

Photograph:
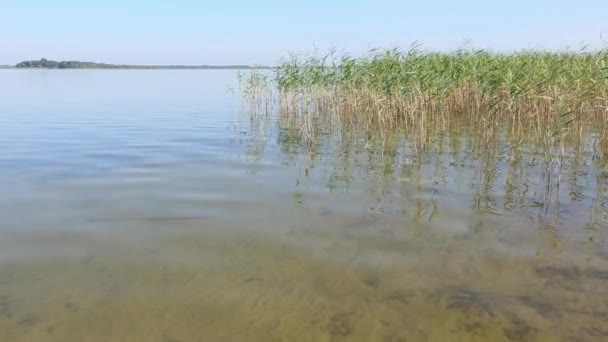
[[0, 0, 606, 65]]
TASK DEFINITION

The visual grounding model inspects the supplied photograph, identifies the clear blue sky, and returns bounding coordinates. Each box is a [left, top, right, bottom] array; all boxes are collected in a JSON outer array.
[[0, 0, 606, 65]]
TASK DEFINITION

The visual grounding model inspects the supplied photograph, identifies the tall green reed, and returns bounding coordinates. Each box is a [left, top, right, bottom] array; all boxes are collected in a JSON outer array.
[[240, 46, 608, 149]]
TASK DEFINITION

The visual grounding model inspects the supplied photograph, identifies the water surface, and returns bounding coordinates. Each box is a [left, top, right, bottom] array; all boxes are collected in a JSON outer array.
[[1, 70, 607, 341]]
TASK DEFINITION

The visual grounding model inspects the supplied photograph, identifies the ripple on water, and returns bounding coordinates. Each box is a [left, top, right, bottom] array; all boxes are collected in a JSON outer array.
[[2, 70, 608, 341]]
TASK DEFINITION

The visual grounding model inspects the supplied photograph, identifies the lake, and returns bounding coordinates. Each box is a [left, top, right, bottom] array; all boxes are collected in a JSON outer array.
[[1, 70, 607, 341]]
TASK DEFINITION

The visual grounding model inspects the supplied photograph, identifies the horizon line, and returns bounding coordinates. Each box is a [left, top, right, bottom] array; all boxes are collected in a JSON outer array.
[[4, 58, 275, 69]]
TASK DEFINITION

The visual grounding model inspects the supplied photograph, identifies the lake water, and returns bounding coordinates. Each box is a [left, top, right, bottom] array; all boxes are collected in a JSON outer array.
[[1, 70, 607, 341]]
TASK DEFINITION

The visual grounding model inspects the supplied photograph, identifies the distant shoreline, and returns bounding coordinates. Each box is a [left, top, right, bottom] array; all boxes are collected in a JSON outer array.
[[5, 59, 273, 70], [1, 66, 272, 70]]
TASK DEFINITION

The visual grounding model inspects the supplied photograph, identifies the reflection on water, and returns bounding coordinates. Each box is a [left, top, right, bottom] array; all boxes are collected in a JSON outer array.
[[0, 70, 607, 341]]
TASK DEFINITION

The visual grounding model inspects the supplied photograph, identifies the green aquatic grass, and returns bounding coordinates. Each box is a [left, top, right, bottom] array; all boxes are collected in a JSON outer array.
[[241, 46, 608, 147], [275, 46, 608, 96]]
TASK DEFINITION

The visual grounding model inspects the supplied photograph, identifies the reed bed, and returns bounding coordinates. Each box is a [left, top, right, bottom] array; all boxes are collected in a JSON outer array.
[[238, 47, 608, 233], [240, 47, 608, 150]]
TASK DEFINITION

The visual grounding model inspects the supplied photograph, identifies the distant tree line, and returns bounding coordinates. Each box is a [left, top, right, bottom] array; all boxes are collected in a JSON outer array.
[[16, 59, 121, 69], [14, 58, 272, 69]]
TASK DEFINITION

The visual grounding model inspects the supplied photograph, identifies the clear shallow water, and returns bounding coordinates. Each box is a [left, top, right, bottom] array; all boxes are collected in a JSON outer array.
[[0, 70, 607, 341]]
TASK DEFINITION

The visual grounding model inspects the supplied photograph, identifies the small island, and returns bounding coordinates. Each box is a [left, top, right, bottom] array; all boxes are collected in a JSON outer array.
[[13, 58, 271, 70]]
